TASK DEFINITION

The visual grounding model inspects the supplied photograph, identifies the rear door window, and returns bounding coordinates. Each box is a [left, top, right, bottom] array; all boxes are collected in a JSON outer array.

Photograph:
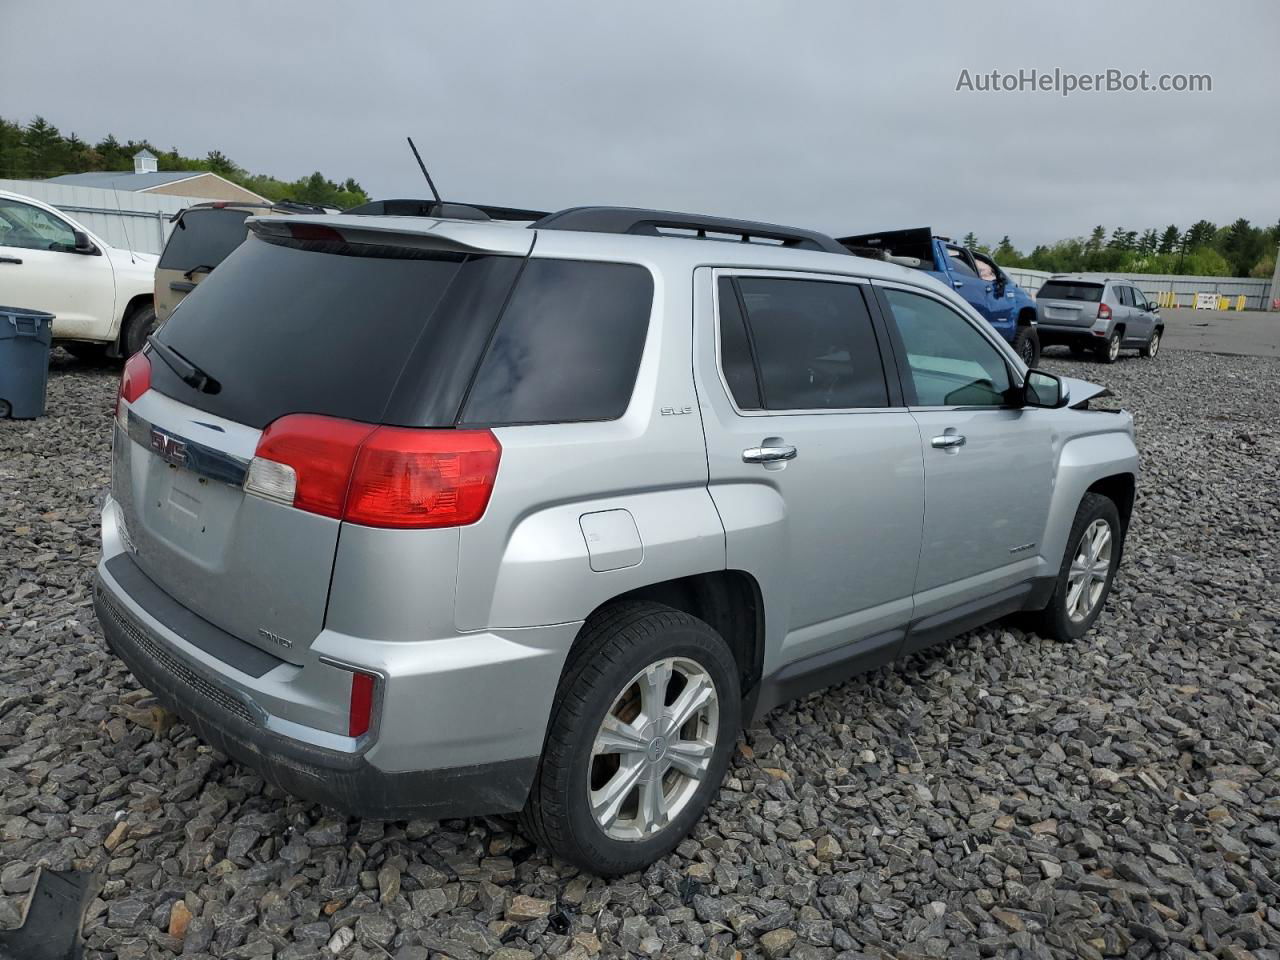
[[461, 259, 654, 425], [1115, 286, 1133, 306], [1036, 281, 1103, 302], [159, 208, 256, 272], [730, 276, 889, 410]]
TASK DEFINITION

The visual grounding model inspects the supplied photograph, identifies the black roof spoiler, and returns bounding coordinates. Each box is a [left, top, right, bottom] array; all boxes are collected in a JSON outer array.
[[343, 199, 549, 221]]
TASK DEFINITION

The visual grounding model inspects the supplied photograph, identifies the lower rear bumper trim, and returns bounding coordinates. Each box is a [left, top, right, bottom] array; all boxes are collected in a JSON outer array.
[[94, 573, 537, 819]]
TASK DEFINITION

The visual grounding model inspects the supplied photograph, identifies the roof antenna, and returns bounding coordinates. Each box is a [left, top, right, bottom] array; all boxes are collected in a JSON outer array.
[[406, 137, 442, 207], [109, 178, 137, 264]]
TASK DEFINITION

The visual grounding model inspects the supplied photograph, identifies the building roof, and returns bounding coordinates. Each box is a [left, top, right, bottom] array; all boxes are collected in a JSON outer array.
[[44, 170, 202, 191], [134, 148, 157, 159]]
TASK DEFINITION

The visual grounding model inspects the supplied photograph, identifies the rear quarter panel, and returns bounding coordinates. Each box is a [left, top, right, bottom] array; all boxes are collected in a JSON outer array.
[[453, 242, 724, 632]]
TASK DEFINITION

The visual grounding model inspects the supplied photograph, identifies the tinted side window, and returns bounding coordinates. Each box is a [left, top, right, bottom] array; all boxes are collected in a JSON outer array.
[[735, 277, 888, 410], [716, 277, 762, 410], [1130, 287, 1148, 309], [881, 288, 1011, 407], [462, 259, 653, 425], [159, 208, 254, 271], [1114, 286, 1131, 306], [945, 246, 979, 278]]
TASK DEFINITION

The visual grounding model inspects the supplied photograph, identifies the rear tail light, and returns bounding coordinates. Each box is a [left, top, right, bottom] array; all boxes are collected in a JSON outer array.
[[245, 414, 501, 529], [347, 669, 377, 738], [115, 352, 151, 427], [1097, 302, 1112, 321]]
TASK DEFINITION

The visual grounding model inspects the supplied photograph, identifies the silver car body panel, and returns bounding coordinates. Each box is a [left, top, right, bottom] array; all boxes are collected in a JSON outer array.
[[97, 213, 1138, 812]]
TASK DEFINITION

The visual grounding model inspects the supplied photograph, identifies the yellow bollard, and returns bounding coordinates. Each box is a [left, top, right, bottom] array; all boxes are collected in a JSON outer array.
[[1235, 295, 1245, 312]]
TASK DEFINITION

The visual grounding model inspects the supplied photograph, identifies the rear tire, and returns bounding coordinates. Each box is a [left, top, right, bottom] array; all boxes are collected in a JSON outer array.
[[1012, 326, 1040, 367], [1140, 329, 1161, 358], [1029, 493, 1122, 641], [520, 602, 740, 876], [1096, 330, 1121, 363], [121, 303, 158, 358]]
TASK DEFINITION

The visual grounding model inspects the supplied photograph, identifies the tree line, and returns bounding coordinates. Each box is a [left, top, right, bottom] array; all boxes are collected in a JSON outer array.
[[964, 218, 1279, 279], [0, 116, 369, 209]]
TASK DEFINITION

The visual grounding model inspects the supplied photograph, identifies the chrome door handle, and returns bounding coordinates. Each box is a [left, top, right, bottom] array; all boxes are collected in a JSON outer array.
[[952, 280, 964, 288], [743, 444, 797, 463], [931, 434, 966, 449]]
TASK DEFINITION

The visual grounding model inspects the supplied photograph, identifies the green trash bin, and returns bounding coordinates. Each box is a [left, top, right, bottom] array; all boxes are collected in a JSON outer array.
[[0, 306, 55, 419]]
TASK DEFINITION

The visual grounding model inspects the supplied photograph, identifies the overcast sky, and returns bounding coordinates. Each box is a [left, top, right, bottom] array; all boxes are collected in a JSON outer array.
[[2, 1, 1276, 249]]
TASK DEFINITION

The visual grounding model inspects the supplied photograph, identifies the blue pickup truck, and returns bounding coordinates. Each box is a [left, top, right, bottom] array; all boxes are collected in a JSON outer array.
[[838, 227, 1041, 366]]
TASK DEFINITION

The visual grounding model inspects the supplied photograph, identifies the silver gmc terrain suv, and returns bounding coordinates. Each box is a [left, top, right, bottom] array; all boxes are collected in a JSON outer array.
[[96, 205, 1138, 875]]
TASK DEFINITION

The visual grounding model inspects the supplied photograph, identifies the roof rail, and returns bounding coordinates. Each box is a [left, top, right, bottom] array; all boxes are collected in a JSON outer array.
[[343, 199, 549, 222], [532, 206, 848, 255]]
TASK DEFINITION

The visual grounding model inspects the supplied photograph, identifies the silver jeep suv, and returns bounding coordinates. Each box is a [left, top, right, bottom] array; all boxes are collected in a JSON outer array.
[[1035, 275, 1164, 363], [96, 206, 1138, 875]]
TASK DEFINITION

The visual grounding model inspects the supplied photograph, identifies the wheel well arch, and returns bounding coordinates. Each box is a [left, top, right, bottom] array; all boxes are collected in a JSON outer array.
[[1087, 473, 1136, 555], [122, 293, 153, 323], [1017, 307, 1036, 326], [575, 571, 766, 707]]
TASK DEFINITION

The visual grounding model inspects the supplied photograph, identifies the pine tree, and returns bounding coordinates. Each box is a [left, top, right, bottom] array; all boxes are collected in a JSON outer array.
[[1157, 224, 1180, 255], [1108, 227, 1131, 251], [1138, 229, 1158, 256], [962, 231, 978, 249], [1086, 225, 1106, 252]]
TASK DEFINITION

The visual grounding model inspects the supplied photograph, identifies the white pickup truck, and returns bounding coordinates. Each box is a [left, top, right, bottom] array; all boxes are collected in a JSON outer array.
[[0, 189, 158, 358]]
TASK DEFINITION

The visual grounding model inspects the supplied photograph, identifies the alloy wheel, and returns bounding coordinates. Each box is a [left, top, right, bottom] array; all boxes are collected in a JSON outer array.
[[1066, 518, 1112, 622], [588, 657, 719, 841], [1108, 335, 1121, 362], [1148, 332, 1160, 357]]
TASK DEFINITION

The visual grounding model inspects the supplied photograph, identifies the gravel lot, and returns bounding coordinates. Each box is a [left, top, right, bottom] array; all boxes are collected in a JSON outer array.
[[2, 347, 1277, 960]]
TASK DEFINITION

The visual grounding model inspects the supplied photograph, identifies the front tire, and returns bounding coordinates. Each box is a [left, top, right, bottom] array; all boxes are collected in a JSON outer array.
[[520, 602, 741, 876], [1012, 326, 1040, 367], [1029, 493, 1122, 641], [121, 303, 158, 358]]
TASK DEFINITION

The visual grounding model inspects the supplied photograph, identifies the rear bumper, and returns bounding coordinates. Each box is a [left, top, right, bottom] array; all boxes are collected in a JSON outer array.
[[1036, 321, 1112, 344], [94, 574, 538, 819]]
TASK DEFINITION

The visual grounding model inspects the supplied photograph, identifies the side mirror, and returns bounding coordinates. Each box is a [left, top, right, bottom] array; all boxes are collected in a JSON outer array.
[[72, 230, 98, 255], [1021, 370, 1068, 409]]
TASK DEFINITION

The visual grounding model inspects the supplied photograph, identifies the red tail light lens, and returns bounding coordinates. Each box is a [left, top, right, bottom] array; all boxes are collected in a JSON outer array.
[[1097, 302, 1112, 320], [246, 414, 501, 529], [116, 352, 151, 425], [345, 427, 502, 529], [120, 352, 151, 403], [348, 670, 376, 738], [253, 415, 375, 518]]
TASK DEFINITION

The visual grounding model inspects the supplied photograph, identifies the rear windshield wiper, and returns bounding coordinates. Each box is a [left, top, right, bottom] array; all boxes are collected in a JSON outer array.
[[147, 336, 221, 394]]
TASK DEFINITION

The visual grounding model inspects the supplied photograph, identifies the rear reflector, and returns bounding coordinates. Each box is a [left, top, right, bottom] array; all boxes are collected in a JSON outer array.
[[348, 670, 376, 738], [116, 352, 151, 426], [245, 414, 501, 529]]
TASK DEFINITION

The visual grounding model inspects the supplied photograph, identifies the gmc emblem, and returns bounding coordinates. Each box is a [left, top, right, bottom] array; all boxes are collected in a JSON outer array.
[[150, 428, 188, 468]]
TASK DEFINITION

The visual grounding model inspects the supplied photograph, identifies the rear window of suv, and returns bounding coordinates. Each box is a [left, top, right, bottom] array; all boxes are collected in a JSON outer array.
[[150, 236, 653, 430], [159, 207, 260, 272], [1037, 281, 1103, 302]]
